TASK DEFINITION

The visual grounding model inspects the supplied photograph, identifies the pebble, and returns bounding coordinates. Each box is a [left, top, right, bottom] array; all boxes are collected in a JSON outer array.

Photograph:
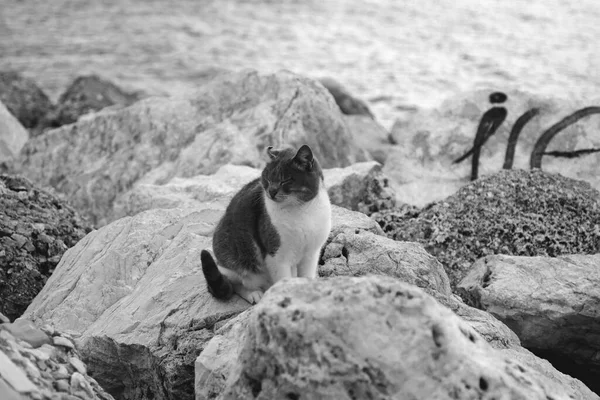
[[52, 365, 70, 380], [55, 379, 70, 392], [70, 372, 94, 398], [53, 336, 74, 349], [0, 320, 115, 399], [69, 356, 87, 375]]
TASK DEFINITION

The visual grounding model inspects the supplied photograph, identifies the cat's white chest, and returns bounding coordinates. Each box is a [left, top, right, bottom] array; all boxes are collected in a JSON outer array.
[[265, 186, 332, 255]]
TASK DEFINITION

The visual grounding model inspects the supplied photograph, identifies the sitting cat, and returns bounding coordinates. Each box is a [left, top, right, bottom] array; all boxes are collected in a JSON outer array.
[[201, 144, 332, 304]]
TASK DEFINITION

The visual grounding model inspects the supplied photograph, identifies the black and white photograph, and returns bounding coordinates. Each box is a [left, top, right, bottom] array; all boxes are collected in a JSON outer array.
[[1, 0, 599, 399]]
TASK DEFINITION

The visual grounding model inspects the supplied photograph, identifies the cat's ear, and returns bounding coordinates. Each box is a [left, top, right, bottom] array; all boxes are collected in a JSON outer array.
[[266, 146, 279, 160], [293, 145, 314, 170]]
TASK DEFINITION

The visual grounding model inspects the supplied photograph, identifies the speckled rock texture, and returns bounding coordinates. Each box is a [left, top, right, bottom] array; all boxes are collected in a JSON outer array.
[[373, 169, 600, 288], [458, 253, 600, 394], [0, 175, 91, 322], [0, 71, 54, 130], [42, 74, 143, 129], [0, 318, 114, 400], [324, 161, 396, 215], [16, 69, 371, 226], [196, 276, 595, 400]]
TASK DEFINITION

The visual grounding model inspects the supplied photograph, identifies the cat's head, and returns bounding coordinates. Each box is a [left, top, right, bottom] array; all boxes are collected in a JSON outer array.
[[261, 144, 324, 204]]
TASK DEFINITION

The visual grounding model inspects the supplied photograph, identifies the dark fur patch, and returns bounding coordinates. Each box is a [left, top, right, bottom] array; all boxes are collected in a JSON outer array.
[[212, 178, 280, 274], [200, 250, 234, 300]]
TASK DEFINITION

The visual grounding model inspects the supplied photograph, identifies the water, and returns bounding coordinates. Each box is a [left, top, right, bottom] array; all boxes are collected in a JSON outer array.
[[1, 0, 599, 129]]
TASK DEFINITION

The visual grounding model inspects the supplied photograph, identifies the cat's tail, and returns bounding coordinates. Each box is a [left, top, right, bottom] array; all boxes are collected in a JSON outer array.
[[201, 250, 234, 300]]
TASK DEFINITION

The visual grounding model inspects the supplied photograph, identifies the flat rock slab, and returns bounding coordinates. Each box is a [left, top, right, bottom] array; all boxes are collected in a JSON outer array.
[[458, 254, 600, 389], [17, 69, 370, 226], [196, 275, 589, 400]]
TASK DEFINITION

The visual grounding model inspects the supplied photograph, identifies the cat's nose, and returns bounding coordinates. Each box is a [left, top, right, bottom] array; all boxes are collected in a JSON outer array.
[[268, 187, 278, 199]]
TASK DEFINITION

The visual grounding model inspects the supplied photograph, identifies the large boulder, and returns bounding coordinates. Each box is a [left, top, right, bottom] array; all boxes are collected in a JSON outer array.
[[0, 319, 113, 399], [324, 161, 396, 215], [113, 161, 395, 223], [21, 202, 385, 400], [195, 276, 595, 400], [321, 229, 451, 296], [0, 101, 29, 169], [386, 90, 600, 206], [458, 253, 600, 394], [0, 71, 54, 130], [0, 175, 92, 321], [16, 69, 371, 226], [43, 74, 144, 129], [373, 169, 600, 287]]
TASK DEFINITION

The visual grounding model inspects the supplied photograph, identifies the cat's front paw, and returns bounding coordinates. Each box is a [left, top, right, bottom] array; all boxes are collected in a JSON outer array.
[[248, 290, 264, 305]]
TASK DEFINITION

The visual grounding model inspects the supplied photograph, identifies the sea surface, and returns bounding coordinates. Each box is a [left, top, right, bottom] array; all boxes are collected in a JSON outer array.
[[1, 0, 599, 128]]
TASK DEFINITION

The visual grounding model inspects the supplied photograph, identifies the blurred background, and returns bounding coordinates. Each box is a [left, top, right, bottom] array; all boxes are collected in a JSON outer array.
[[1, 0, 599, 130]]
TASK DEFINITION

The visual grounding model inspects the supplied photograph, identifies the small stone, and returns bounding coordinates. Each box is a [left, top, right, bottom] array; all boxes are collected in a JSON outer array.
[[55, 379, 70, 392], [52, 336, 74, 349], [70, 372, 94, 398], [1, 319, 51, 348], [22, 356, 41, 380], [11, 233, 27, 248], [30, 391, 43, 400], [37, 359, 47, 370], [38, 344, 56, 360], [68, 357, 87, 375], [41, 324, 55, 337], [21, 347, 51, 362], [52, 365, 70, 380]]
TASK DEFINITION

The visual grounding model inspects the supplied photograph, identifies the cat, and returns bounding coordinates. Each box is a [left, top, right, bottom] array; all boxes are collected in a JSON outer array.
[[201, 144, 332, 304]]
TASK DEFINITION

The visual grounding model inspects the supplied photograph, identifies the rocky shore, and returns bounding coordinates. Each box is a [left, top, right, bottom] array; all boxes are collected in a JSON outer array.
[[1, 68, 599, 399]]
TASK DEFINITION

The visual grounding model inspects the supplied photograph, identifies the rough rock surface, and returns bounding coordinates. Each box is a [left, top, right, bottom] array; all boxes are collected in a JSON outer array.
[[0, 175, 92, 322], [321, 229, 451, 296], [114, 161, 395, 223], [0, 318, 113, 399], [373, 169, 600, 287], [0, 101, 29, 169], [0, 71, 54, 130], [17, 69, 371, 226], [324, 161, 396, 215], [385, 90, 600, 206], [22, 202, 383, 400], [43, 74, 143, 129], [428, 291, 520, 350], [458, 253, 600, 393], [196, 276, 592, 400]]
